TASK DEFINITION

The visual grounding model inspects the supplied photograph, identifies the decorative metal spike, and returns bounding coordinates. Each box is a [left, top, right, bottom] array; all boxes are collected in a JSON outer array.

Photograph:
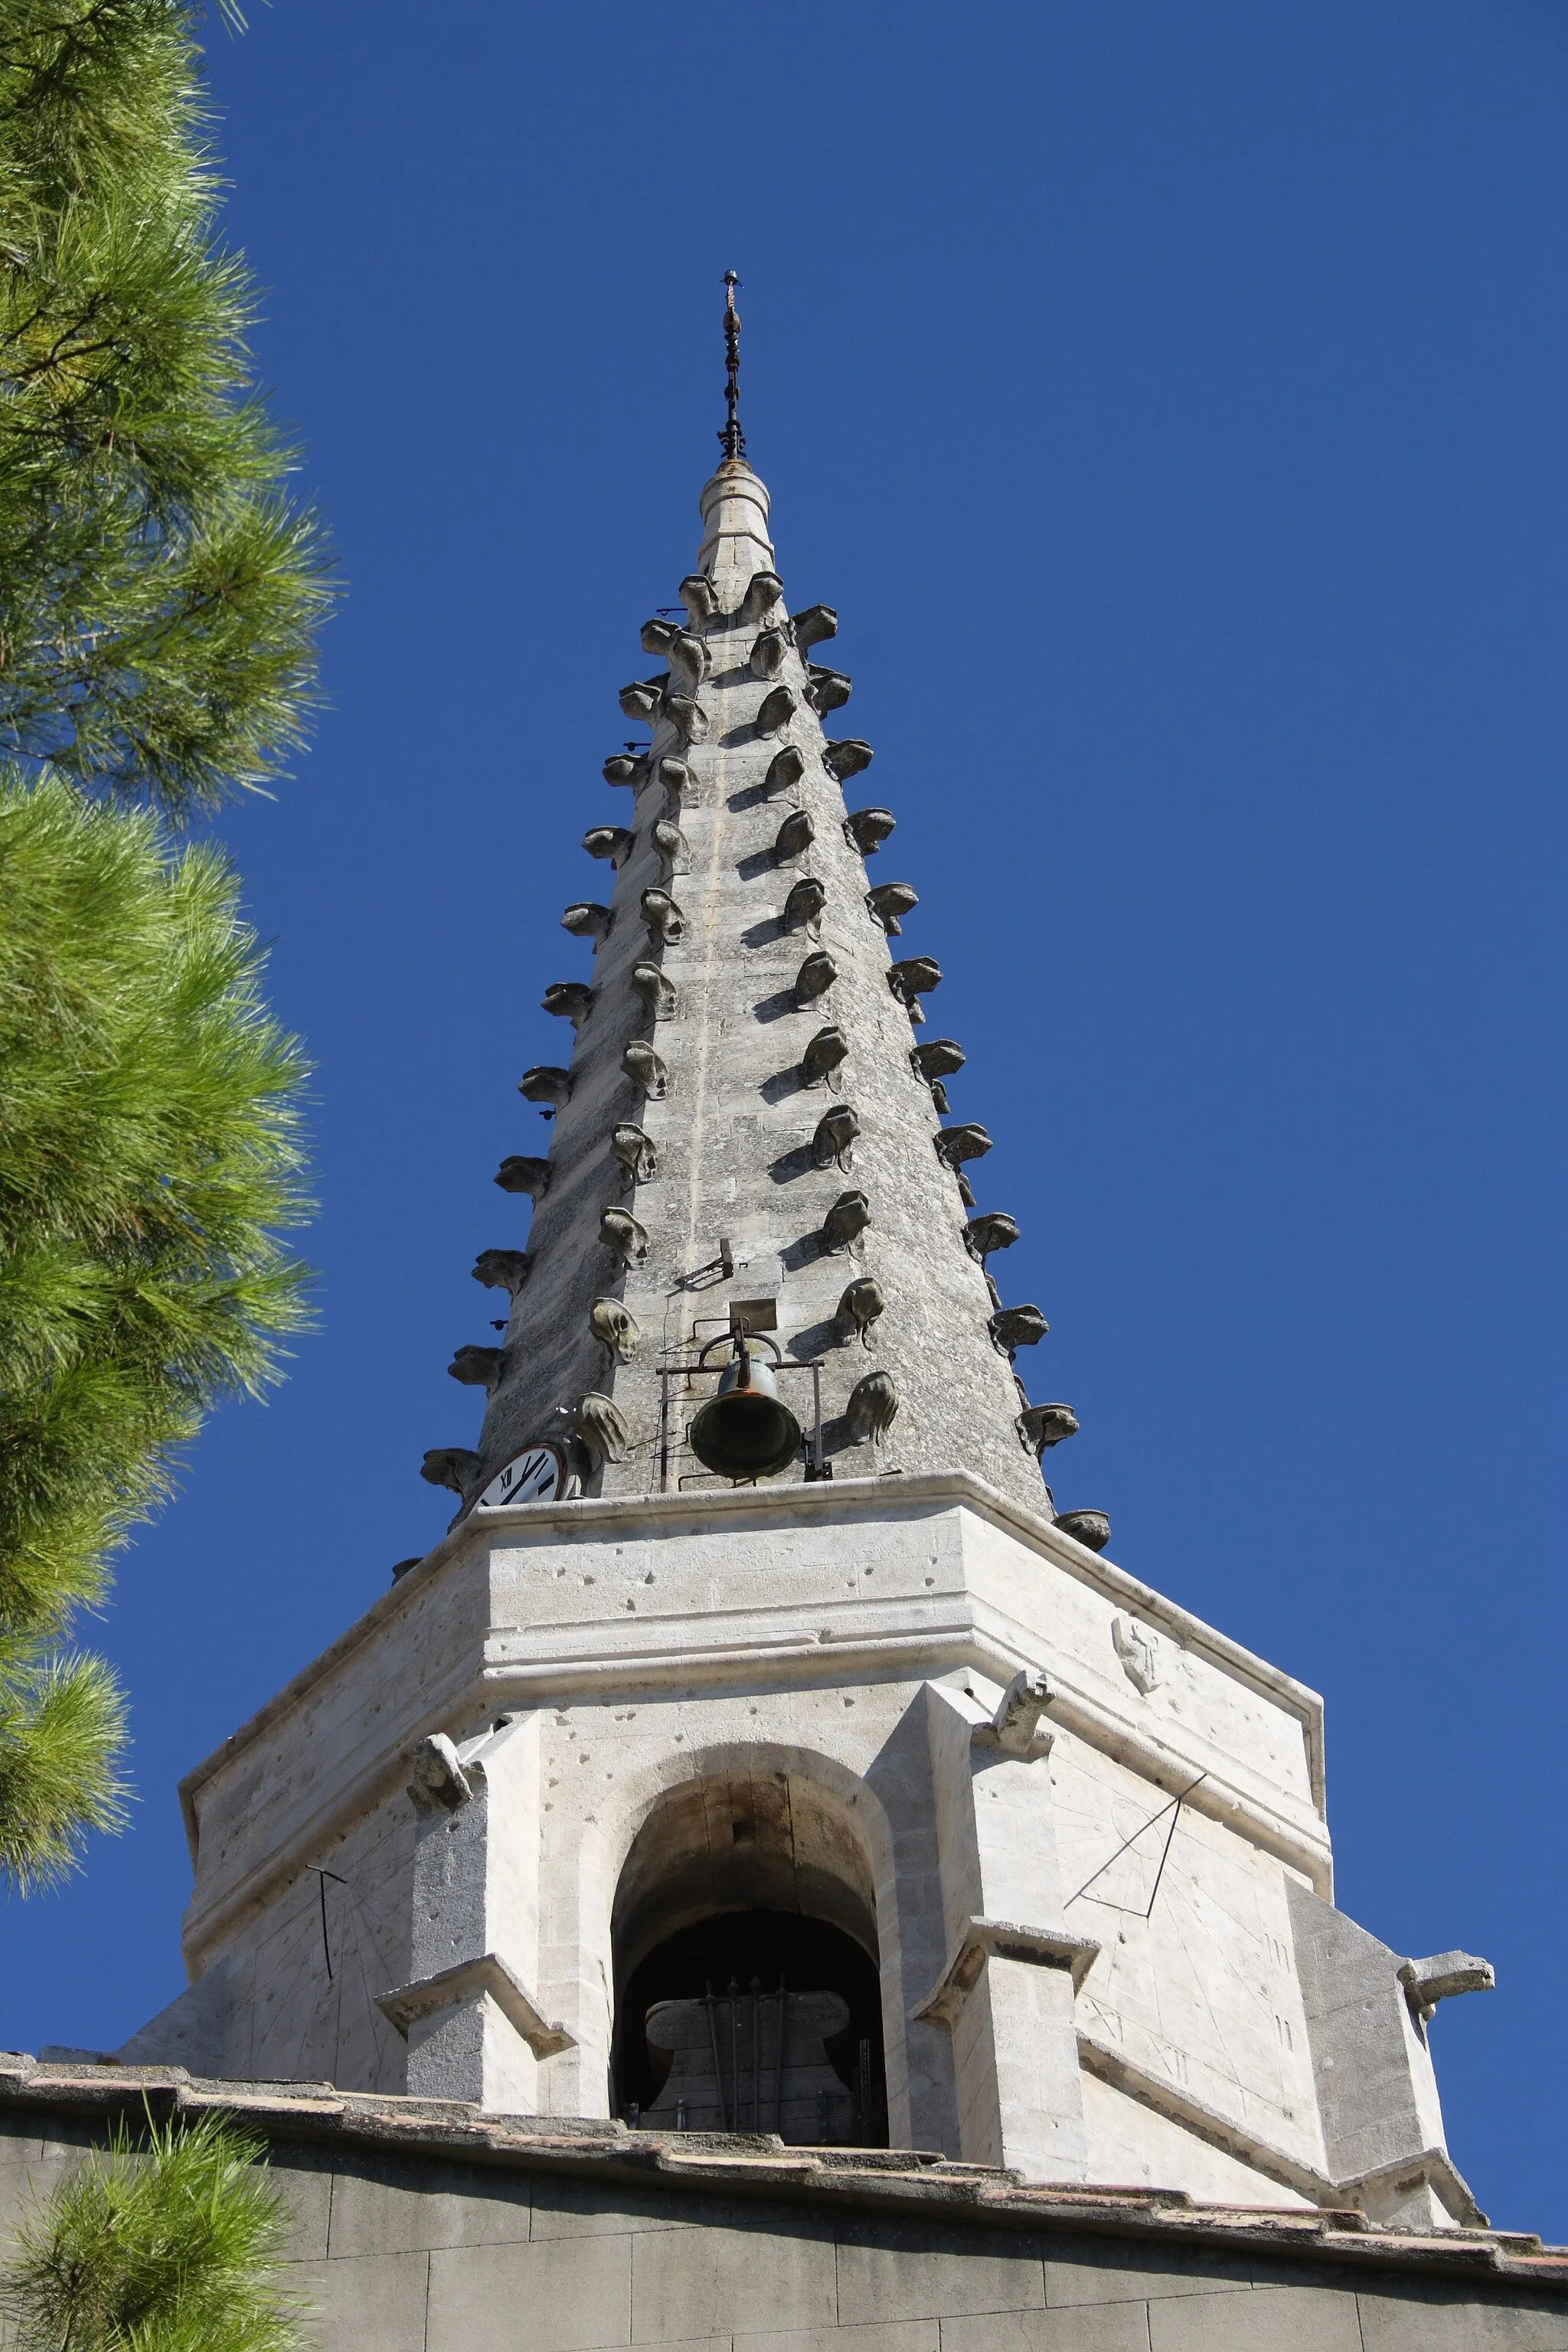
[[720, 271, 745, 461]]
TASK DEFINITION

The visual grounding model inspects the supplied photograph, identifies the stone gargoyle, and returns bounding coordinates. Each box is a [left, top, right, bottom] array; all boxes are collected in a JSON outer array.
[[812, 1103, 860, 1172], [562, 900, 613, 944], [792, 603, 838, 652], [750, 627, 789, 680], [800, 1024, 849, 1086], [518, 1065, 572, 1113], [641, 887, 685, 946], [619, 677, 665, 724], [783, 877, 827, 937], [448, 1344, 504, 1390], [408, 1733, 473, 1813], [665, 694, 710, 744], [773, 808, 814, 861], [542, 980, 594, 1029], [667, 631, 710, 692], [641, 617, 679, 658], [910, 1037, 964, 1085], [806, 666, 851, 715], [659, 755, 693, 805], [824, 738, 874, 782], [838, 1276, 885, 1349], [420, 1446, 480, 1495], [1018, 1401, 1080, 1456], [576, 1390, 631, 1468], [603, 753, 647, 787], [1054, 1509, 1111, 1553], [764, 744, 805, 795], [844, 807, 895, 856], [888, 957, 942, 1021], [935, 1123, 991, 1171], [823, 1189, 872, 1252], [631, 962, 678, 1018], [742, 568, 784, 622], [652, 818, 688, 874], [611, 1123, 658, 1185], [794, 950, 838, 1008], [989, 1303, 1050, 1356], [590, 1297, 640, 1366], [755, 684, 798, 737], [867, 882, 918, 935], [965, 1210, 1021, 1263], [845, 1368, 898, 1445], [679, 572, 721, 625], [621, 1040, 668, 1099], [582, 825, 632, 868], [495, 1155, 550, 1199], [599, 1207, 649, 1270], [472, 1248, 532, 1295]]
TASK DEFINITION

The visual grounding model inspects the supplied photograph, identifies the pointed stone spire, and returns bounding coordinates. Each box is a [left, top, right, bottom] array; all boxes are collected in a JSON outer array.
[[459, 357, 1065, 1511]]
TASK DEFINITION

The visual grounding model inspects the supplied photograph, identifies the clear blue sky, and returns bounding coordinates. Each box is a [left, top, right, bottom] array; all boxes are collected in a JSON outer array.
[[4, 0, 1566, 2236]]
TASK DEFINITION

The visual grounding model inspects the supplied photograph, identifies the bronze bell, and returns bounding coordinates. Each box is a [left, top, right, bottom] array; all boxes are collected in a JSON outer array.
[[689, 1338, 802, 1481]]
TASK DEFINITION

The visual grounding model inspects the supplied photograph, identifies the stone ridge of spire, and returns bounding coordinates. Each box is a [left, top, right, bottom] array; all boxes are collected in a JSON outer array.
[[433, 460, 1096, 1530]]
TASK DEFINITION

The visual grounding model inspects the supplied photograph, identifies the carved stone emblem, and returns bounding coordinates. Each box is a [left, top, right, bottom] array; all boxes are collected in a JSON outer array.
[[1112, 1613, 1161, 1696]]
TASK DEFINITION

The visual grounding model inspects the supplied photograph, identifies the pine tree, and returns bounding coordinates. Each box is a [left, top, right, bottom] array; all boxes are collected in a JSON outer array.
[[0, 2107, 309, 2350], [0, 0, 327, 1889]]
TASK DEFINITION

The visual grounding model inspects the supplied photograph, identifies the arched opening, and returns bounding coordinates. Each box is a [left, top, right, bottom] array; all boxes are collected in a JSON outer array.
[[610, 1768, 888, 2147]]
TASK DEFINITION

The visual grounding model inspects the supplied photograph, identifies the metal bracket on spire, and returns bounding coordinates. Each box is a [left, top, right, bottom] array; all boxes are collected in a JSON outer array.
[[720, 271, 745, 461]]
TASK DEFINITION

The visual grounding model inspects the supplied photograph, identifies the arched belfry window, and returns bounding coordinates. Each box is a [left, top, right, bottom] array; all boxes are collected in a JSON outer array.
[[611, 1769, 887, 2146]]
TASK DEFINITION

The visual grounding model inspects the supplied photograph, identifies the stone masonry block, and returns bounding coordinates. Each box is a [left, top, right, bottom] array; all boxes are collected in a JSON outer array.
[[270, 2149, 332, 2262], [1356, 2287, 1568, 2352], [428, 2233, 632, 2352], [328, 2154, 531, 2256], [632, 2216, 837, 2341], [737, 2321, 939, 2352], [289, 2249, 430, 2352], [1043, 2246, 1251, 2305], [835, 2223, 1046, 2325], [944, 2308, 1155, 2352], [529, 2176, 692, 2238], [1148, 2283, 1363, 2352]]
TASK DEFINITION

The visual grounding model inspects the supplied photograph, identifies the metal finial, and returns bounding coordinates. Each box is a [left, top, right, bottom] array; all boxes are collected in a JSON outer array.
[[720, 270, 745, 462]]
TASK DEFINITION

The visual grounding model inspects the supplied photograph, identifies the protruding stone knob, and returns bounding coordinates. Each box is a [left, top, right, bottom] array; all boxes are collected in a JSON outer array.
[[824, 739, 874, 782], [774, 809, 815, 861], [619, 678, 664, 724], [631, 962, 677, 1018], [801, 1024, 849, 1085], [867, 882, 918, 935], [621, 1040, 668, 1099], [845, 1369, 898, 1445], [652, 818, 688, 872], [518, 1065, 572, 1112], [1018, 1403, 1080, 1455], [542, 981, 593, 1027], [640, 617, 679, 658], [1054, 1508, 1110, 1553], [844, 807, 896, 858], [421, 1447, 479, 1495], [911, 1039, 964, 1083], [794, 951, 838, 1007], [562, 901, 612, 943], [611, 1123, 658, 1184], [783, 876, 827, 936], [576, 1392, 630, 1468], [936, 1123, 991, 1169], [742, 569, 785, 622], [449, 1344, 504, 1389], [990, 1304, 1050, 1355], [472, 1248, 531, 1294], [756, 684, 797, 737], [641, 887, 684, 945], [679, 573, 721, 626], [603, 753, 647, 787], [590, 1298, 640, 1365], [764, 745, 805, 795], [793, 604, 838, 652], [965, 1211, 1020, 1262], [667, 631, 710, 691], [665, 694, 710, 743], [812, 1103, 861, 1171], [582, 825, 632, 867], [495, 1155, 550, 1199], [824, 1189, 872, 1250], [599, 1207, 648, 1269], [806, 666, 851, 715], [838, 1276, 885, 1348], [750, 628, 789, 680], [658, 755, 693, 805], [888, 957, 942, 1021]]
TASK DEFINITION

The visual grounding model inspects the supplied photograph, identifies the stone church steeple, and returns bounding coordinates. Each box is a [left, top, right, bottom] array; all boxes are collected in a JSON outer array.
[[439, 281, 1084, 1524]]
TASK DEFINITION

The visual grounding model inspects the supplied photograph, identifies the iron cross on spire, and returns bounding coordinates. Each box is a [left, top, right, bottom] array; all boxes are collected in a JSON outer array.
[[720, 270, 745, 461]]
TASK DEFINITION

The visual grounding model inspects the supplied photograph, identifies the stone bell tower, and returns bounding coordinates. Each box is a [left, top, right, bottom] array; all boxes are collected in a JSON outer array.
[[119, 281, 1496, 2233]]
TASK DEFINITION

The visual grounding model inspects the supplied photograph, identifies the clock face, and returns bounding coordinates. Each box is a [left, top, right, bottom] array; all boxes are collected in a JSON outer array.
[[475, 1442, 566, 1511]]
